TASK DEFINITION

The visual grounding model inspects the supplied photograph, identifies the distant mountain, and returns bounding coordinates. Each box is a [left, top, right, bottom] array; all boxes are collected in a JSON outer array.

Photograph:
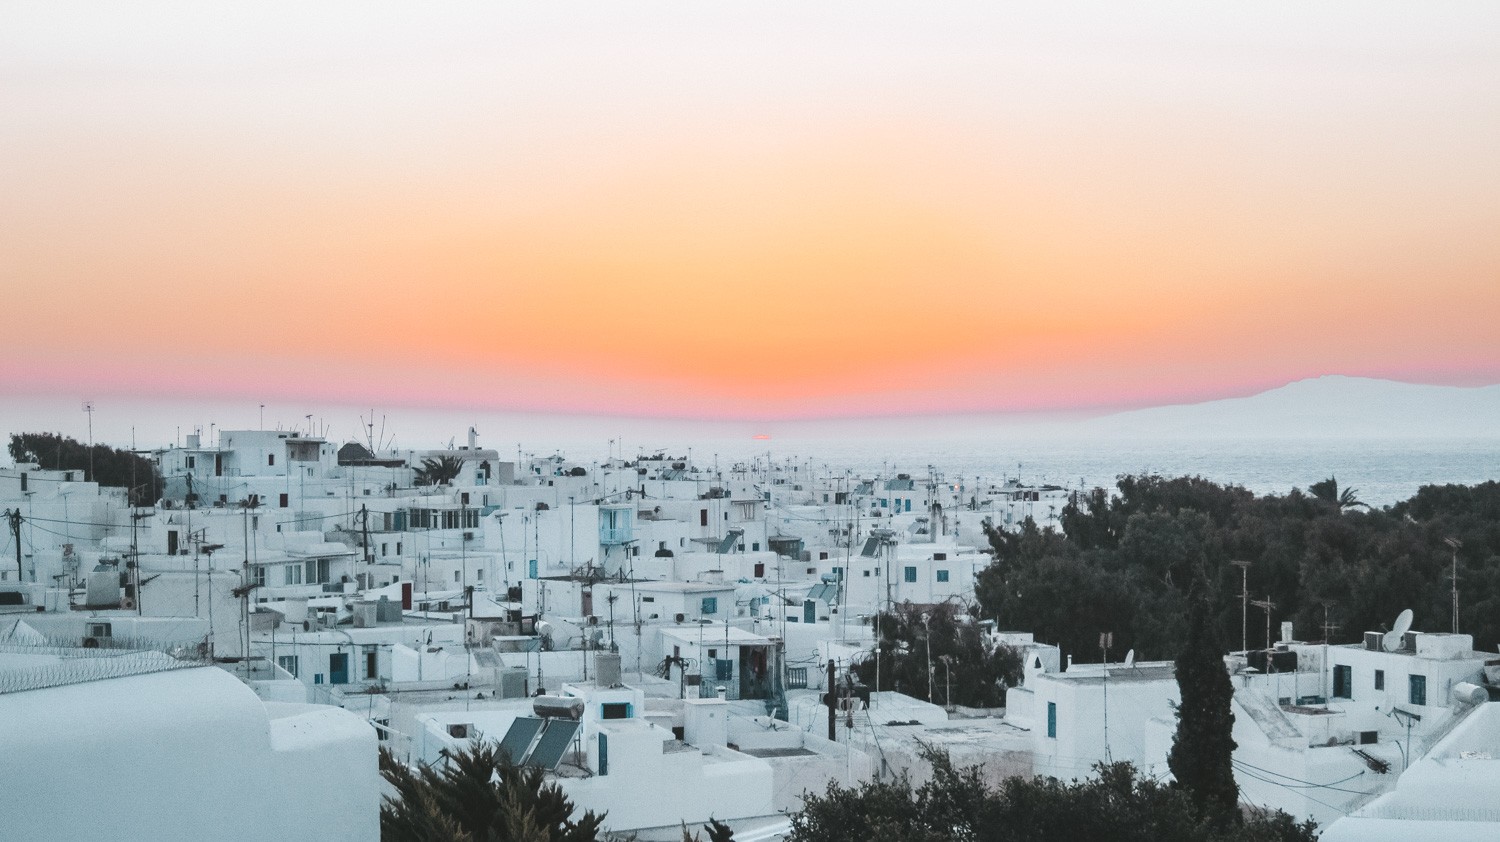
[[1081, 376, 1500, 439]]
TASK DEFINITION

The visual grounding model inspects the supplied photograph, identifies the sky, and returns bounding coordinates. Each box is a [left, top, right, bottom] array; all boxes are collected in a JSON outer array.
[[3, 2, 1498, 429]]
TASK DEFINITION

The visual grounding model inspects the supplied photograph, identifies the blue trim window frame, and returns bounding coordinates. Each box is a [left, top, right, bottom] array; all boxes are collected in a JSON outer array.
[[936, 570, 950, 583], [1409, 674, 1427, 706], [904, 567, 917, 583], [701, 597, 718, 615]]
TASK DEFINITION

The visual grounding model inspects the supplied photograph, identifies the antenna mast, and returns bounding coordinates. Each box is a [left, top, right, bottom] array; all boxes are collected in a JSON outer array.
[[1231, 560, 1251, 652]]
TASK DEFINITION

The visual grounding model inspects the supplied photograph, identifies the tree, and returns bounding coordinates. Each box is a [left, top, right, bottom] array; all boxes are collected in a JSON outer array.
[[851, 602, 1023, 707], [379, 743, 606, 842], [787, 749, 1314, 842], [413, 455, 465, 487], [1309, 476, 1364, 511], [1168, 596, 1239, 828], [8, 432, 162, 505]]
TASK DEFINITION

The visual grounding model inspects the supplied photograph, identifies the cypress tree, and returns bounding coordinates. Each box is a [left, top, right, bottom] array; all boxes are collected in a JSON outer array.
[[1168, 596, 1239, 826]]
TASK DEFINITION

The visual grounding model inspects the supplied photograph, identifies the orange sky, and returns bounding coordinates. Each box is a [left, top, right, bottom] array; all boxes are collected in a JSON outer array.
[[2, 2, 1498, 420]]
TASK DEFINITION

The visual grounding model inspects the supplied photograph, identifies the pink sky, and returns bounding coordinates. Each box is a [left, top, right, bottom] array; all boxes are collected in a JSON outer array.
[[3, 2, 1497, 421]]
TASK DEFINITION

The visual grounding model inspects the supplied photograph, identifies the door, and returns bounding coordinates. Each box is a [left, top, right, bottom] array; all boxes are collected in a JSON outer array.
[[167, 531, 178, 556], [804, 600, 817, 624], [597, 733, 608, 776], [329, 652, 349, 685]]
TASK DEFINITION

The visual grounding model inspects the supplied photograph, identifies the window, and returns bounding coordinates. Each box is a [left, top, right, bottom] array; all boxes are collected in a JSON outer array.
[[904, 567, 917, 583], [601, 702, 630, 720], [284, 565, 303, 585], [1333, 665, 1351, 699], [1374, 669, 1385, 691], [701, 597, 718, 615], [700, 509, 709, 527], [641, 596, 654, 603], [396, 542, 402, 555], [476, 569, 483, 581], [187, 456, 195, 469], [252, 566, 265, 587], [279, 493, 289, 508], [268, 454, 275, 466], [87, 622, 112, 638], [863, 570, 871, 577], [752, 542, 760, 552], [365, 648, 378, 679], [753, 563, 765, 578], [278, 655, 299, 677], [1047, 702, 1057, 739], [1409, 674, 1427, 706], [936, 570, 950, 583], [454, 571, 461, 582]]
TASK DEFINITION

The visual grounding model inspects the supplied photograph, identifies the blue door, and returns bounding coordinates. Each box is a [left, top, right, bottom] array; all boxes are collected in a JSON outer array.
[[804, 600, 817, 624], [528, 559, 538, 579], [598, 733, 608, 776], [329, 652, 349, 685]]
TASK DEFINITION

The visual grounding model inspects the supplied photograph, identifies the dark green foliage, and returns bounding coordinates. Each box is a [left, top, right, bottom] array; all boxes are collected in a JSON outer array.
[[379, 743, 605, 842], [1309, 477, 1364, 510], [1169, 598, 1240, 827], [850, 602, 1023, 707], [8, 432, 162, 506], [787, 751, 1316, 842], [978, 474, 1500, 665], [413, 455, 465, 487]]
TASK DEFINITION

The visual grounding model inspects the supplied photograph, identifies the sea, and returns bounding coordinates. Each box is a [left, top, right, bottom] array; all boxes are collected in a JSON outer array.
[[542, 434, 1500, 509], [5, 395, 1495, 508]]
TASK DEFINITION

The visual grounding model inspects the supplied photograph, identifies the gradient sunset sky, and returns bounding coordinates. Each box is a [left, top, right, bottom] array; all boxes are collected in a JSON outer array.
[[3, 2, 1497, 422]]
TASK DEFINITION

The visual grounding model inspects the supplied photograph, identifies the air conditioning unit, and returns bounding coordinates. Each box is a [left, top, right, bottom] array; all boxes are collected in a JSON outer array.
[[586, 615, 599, 626], [674, 613, 686, 623], [448, 723, 470, 739], [81, 637, 101, 648], [120, 597, 137, 611]]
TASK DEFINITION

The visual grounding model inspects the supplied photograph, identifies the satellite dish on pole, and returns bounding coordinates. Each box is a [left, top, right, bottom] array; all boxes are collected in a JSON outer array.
[[1124, 649, 1136, 668], [1382, 609, 1414, 652]]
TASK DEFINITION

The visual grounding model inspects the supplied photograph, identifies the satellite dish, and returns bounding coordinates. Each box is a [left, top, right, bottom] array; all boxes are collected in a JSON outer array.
[[1383, 609, 1414, 652], [1393, 609, 1413, 637], [1124, 649, 1136, 668]]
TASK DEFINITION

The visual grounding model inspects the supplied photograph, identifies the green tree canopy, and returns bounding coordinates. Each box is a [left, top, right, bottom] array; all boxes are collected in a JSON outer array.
[[379, 743, 605, 842], [788, 750, 1314, 842], [8, 432, 161, 506], [851, 602, 1023, 707], [978, 475, 1500, 665]]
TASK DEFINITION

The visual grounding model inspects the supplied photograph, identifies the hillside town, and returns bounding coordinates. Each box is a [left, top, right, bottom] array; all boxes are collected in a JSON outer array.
[[2, 425, 1497, 841]]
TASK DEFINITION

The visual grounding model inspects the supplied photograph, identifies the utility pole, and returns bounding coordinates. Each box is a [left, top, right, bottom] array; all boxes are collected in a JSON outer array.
[[1445, 537, 1462, 634], [82, 401, 95, 482], [1231, 560, 1252, 653], [1251, 596, 1277, 660], [826, 659, 837, 741], [360, 504, 372, 564], [6, 509, 21, 581]]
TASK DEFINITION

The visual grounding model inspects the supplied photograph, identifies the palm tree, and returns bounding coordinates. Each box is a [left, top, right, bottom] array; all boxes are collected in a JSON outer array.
[[379, 743, 606, 841], [1309, 477, 1365, 511], [413, 456, 464, 487]]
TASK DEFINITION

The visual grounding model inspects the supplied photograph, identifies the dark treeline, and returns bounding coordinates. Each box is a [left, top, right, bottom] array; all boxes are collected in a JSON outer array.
[[977, 475, 1500, 665], [8, 433, 162, 506], [852, 602, 1024, 707]]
